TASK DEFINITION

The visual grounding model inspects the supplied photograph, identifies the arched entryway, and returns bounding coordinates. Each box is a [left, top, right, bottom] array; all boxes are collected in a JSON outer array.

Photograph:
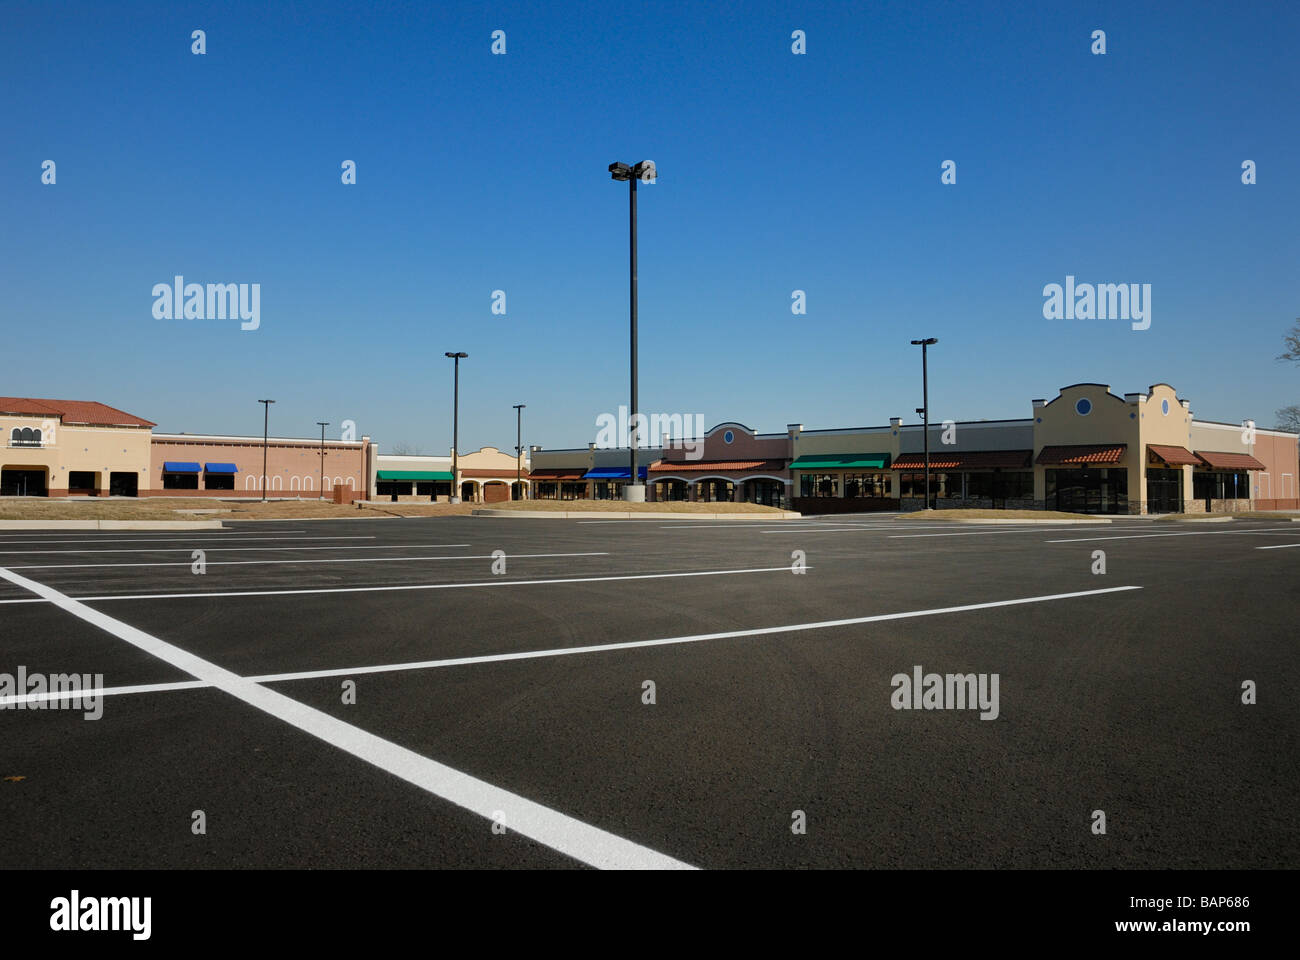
[[694, 477, 735, 502], [460, 481, 478, 502], [653, 478, 688, 502], [482, 481, 510, 503]]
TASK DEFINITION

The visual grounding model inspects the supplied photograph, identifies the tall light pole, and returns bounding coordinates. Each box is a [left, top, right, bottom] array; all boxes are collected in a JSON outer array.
[[910, 339, 938, 509], [445, 352, 468, 503], [258, 399, 275, 502], [609, 159, 656, 502], [316, 421, 329, 500], [513, 403, 525, 500]]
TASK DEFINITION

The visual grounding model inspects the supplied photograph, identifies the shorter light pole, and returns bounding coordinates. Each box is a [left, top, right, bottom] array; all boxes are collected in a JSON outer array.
[[910, 338, 938, 509], [513, 404, 525, 500], [445, 352, 468, 503], [258, 399, 275, 502], [317, 422, 329, 500]]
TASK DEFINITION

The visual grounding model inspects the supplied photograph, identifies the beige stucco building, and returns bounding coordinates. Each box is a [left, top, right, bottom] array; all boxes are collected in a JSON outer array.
[[2, 398, 155, 497]]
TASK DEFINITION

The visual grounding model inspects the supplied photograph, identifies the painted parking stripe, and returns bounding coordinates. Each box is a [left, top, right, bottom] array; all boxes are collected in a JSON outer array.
[[0, 565, 806, 604], [761, 525, 957, 534], [890, 527, 1119, 539], [1046, 526, 1297, 543], [1255, 543, 1300, 550], [0, 535, 376, 546], [9, 551, 607, 570], [0, 566, 694, 871], [0, 543, 469, 555], [2, 584, 1140, 707]]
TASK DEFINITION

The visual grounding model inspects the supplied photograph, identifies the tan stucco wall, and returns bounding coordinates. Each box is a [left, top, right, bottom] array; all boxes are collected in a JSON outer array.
[[793, 427, 897, 459], [2, 416, 152, 492], [1137, 384, 1196, 507], [1032, 385, 1139, 505]]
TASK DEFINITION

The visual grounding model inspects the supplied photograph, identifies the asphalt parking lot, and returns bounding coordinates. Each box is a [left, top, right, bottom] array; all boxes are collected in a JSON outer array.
[[1, 514, 1297, 869]]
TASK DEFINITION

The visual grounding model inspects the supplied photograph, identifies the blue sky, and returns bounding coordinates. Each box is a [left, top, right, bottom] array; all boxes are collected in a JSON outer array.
[[2, 0, 1297, 452]]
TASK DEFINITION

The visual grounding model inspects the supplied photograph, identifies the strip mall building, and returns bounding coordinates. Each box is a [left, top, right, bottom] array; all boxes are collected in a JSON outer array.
[[533, 383, 1298, 514], [3, 381, 1297, 514]]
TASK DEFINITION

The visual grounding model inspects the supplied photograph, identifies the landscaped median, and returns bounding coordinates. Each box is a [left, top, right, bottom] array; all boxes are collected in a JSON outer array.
[[896, 509, 1111, 524], [470, 501, 801, 519]]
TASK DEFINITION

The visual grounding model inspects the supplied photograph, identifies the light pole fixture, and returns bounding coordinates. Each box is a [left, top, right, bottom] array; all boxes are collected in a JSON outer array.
[[445, 352, 468, 503], [910, 338, 938, 509], [513, 403, 525, 500], [609, 159, 656, 502], [316, 421, 329, 500], [258, 399, 275, 502]]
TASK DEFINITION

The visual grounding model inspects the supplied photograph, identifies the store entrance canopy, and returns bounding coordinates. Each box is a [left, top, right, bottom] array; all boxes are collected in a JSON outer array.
[[376, 470, 454, 481]]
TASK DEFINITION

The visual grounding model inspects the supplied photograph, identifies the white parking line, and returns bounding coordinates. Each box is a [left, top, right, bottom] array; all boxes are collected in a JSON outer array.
[[1256, 543, 1300, 550], [9, 551, 606, 571], [0, 566, 694, 871], [762, 525, 952, 534], [3, 584, 1141, 706], [0, 565, 805, 604], [0, 543, 469, 555], [1046, 526, 1297, 543], [890, 527, 1114, 539], [0, 535, 375, 546]]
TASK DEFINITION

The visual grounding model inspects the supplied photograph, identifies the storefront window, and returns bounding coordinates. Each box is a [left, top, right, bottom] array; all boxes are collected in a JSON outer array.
[[798, 474, 839, 498], [1192, 471, 1250, 500], [900, 473, 947, 498], [843, 473, 891, 497], [965, 471, 1033, 499]]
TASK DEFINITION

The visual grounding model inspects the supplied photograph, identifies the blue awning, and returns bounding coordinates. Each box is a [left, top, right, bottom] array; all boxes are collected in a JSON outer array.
[[162, 462, 201, 473], [584, 467, 649, 480], [204, 462, 238, 474]]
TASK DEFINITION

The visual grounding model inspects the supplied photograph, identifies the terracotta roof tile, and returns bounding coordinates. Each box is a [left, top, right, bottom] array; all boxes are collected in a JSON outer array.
[[892, 450, 1032, 470], [0, 397, 154, 428], [649, 459, 786, 473], [1035, 444, 1126, 465]]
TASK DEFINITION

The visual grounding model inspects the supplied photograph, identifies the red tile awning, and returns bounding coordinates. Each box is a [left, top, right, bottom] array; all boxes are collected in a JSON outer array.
[[1194, 451, 1267, 470], [649, 459, 786, 473], [891, 450, 1032, 470], [1147, 444, 1201, 466], [527, 468, 588, 481], [1035, 444, 1127, 466]]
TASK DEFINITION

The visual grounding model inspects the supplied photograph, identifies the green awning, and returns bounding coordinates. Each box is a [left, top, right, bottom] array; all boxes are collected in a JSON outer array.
[[790, 453, 891, 469], [376, 470, 454, 481]]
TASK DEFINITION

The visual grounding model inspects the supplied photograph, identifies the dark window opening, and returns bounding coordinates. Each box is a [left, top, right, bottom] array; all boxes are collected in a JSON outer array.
[[109, 472, 138, 497], [163, 472, 199, 490]]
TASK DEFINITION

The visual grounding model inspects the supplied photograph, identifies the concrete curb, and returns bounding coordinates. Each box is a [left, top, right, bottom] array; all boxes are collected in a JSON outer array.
[[1160, 515, 1234, 524], [471, 509, 803, 520], [0, 520, 226, 531]]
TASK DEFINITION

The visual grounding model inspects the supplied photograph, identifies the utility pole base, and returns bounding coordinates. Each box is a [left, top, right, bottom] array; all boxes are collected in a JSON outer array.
[[622, 484, 647, 503]]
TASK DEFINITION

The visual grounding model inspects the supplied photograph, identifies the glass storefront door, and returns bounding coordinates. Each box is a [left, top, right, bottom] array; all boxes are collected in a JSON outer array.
[[1047, 468, 1128, 514], [1146, 468, 1183, 514]]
